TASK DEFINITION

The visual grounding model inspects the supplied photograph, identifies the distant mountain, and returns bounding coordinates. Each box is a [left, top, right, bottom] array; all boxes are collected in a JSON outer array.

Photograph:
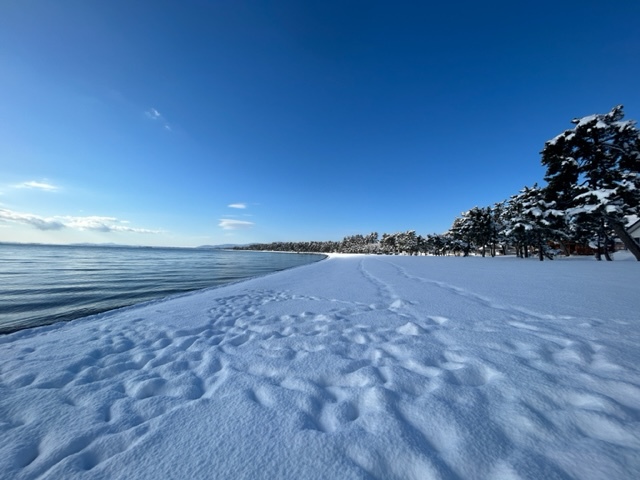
[[197, 244, 244, 249], [3, 241, 246, 250], [70, 242, 125, 247], [69, 242, 161, 249]]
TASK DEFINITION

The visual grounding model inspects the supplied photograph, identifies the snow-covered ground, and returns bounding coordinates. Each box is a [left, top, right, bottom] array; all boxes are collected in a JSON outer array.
[[1, 254, 639, 479]]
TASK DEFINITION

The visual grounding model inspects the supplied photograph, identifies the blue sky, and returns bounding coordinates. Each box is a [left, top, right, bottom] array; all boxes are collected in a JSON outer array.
[[1, 1, 639, 247]]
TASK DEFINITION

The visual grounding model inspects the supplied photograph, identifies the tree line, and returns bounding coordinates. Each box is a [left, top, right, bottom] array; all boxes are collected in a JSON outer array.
[[236, 106, 640, 261]]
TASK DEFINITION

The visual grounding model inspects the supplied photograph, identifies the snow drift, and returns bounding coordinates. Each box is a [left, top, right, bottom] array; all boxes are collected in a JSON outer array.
[[1, 254, 639, 479]]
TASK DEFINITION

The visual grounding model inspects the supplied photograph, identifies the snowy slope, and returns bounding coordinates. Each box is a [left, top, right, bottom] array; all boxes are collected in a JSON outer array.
[[1, 255, 639, 479]]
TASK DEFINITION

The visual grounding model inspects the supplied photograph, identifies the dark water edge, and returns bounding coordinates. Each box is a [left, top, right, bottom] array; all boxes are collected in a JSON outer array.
[[0, 243, 324, 335]]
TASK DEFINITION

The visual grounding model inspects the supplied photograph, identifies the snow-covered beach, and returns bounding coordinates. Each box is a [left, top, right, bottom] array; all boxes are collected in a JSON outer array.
[[1, 254, 639, 479]]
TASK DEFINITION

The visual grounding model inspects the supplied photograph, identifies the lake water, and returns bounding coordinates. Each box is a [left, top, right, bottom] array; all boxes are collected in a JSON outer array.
[[0, 243, 323, 334]]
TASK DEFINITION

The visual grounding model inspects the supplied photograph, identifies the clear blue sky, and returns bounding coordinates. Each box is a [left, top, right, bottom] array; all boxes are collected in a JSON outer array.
[[1, 1, 639, 247]]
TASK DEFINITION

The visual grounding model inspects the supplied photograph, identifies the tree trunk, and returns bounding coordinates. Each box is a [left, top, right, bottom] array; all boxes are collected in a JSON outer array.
[[595, 232, 602, 261], [603, 232, 612, 261], [538, 243, 544, 261], [611, 222, 640, 261], [601, 220, 613, 261]]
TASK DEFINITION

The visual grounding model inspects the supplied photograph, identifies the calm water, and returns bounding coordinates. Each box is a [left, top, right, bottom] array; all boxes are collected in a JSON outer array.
[[0, 243, 323, 334]]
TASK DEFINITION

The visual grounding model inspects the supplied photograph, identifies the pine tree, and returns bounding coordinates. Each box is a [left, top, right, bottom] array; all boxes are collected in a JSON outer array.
[[490, 201, 507, 256], [448, 214, 472, 256], [448, 207, 494, 257], [503, 188, 532, 258], [504, 185, 564, 260], [541, 105, 640, 260]]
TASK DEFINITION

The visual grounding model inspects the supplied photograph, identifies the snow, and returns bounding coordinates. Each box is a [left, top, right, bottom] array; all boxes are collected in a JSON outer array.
[[1, 255, 639, 479], [575, 114, 598, 126], [614, 120, 636, 131]]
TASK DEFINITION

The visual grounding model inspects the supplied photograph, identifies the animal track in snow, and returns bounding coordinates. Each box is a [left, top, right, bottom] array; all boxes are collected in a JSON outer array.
[[1, 255, 639, 479]]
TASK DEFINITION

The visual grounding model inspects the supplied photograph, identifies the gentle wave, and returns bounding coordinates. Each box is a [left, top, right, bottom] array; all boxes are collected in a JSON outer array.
[[0, 244, 322, 334]]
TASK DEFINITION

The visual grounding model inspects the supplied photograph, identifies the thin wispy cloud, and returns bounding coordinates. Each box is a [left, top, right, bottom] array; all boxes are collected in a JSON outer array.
[[145, 107, 171, 131], [228, 203, 247, 209], [218, 219, 254, 230], [146, 108, 161, 120], [0, 208, 161, 234], [15, 181, 60, 192]]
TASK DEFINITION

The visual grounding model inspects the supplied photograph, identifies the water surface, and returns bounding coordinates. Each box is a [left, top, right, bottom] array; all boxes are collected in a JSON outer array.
[[0, 243, 322, 334]]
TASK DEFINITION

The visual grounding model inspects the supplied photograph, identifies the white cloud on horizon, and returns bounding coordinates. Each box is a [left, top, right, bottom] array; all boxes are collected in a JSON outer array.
[[0, 208, 161, 234], [0, 208, 65, 231], [14, 181, 60, 192], [228, 203, 247, 209], [61, 216, 161, 234], [218, 219, 254, 230]]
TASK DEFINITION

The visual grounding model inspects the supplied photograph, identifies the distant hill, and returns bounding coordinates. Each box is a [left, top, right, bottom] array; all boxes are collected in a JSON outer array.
[[196, 244, 244, 249], [70, 242, 126, 247]]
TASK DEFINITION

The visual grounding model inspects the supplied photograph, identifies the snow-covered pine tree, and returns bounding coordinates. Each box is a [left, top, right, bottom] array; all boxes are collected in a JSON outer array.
[[507, 185, 564, 260], [447, 208, 493, 256], [424, 234, 446, 256], [472, 207, 493, 257], [541, 105, 640, 260], [488, 202, 505, 257], [503, 188, 531, 258], [380, 233, 397, 254], [398, 230, 418, 255], [448, 213, 473, 256]]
